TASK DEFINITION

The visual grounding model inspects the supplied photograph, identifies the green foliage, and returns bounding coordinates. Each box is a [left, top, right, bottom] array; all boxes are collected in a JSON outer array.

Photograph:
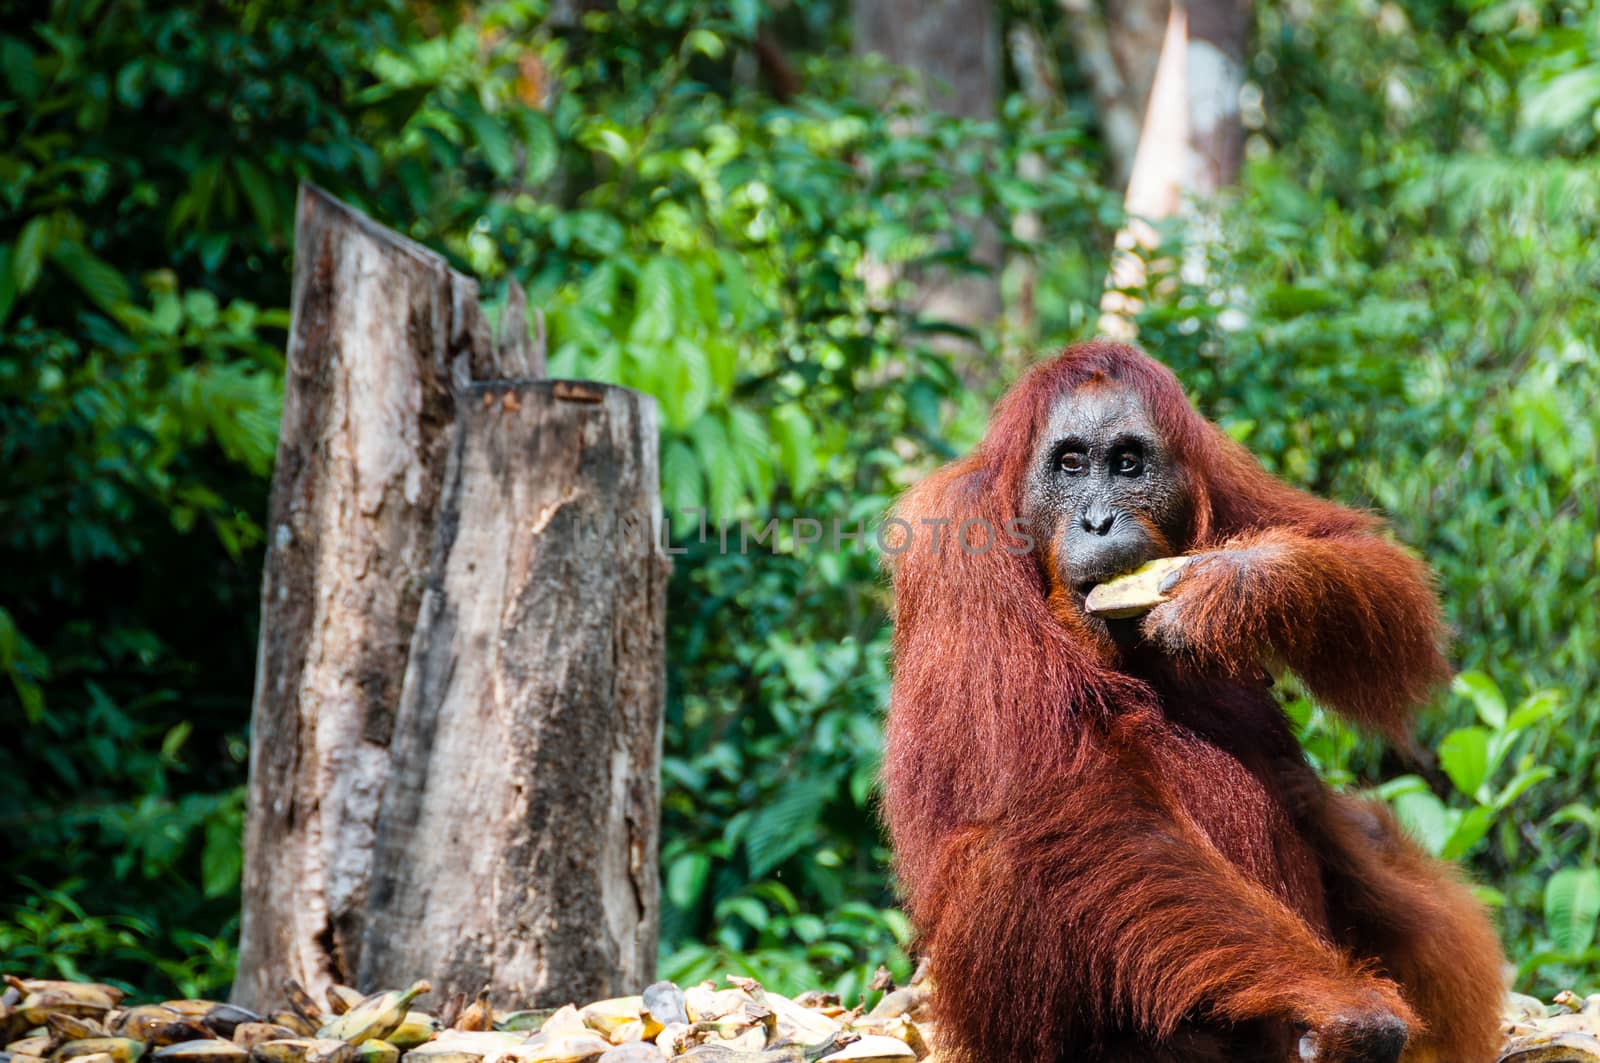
[[0, 0, 408, 997], [3, 0, 1597, 1002], [0, 879, 234, 997]]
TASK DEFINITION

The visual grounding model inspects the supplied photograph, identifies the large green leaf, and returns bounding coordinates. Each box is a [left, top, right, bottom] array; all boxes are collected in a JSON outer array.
[[745, 780, 829, 879], [1392, 791, 1452, 857], [1453, 671, 1506, 729], [1545, 868, 1600, 954], [50, 240, 131, 314], [1437, 726, 1491, 800]]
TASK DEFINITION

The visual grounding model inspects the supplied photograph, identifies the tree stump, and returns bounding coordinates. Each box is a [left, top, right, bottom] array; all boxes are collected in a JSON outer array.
[[360, 381, 663, 1004], [234, 185, 663, 1009]]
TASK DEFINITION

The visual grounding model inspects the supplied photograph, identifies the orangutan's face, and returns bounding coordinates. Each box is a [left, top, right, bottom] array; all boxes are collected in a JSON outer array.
[[1021, 383, 1191, 603]]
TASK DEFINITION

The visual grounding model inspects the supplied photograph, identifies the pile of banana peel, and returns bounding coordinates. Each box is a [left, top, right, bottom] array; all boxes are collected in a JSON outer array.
[[0, 966, 935, 1063], [7, 969, 1600, 1063], [1500, 990, 1600, 1061]]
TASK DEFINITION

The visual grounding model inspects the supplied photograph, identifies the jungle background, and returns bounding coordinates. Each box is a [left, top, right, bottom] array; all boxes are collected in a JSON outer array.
[[2, 0, 1598, 1005]]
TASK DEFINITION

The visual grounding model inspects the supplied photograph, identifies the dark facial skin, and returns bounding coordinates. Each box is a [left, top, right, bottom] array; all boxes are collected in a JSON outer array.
[[1021, 384, 1192, 607]]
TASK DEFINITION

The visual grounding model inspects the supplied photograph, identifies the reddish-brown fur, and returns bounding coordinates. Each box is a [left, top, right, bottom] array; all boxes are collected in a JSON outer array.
[[883, 342, 1504, 1062]]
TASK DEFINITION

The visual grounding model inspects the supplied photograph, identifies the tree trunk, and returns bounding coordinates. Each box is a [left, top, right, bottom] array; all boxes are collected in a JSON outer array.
[[1060, 0, 1170, 191], [359, 379, 665, 1004], [854, 0, 1001, 376], [1185, 0, 1250, 193], [234, 187, 473, 1009], [235, 186, 658, 1010], [854, 0, 998, 122], [1093, 0, 1252, 338]]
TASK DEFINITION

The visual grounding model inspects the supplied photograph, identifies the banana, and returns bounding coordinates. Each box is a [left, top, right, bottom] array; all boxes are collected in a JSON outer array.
[[266, 1018, 313, 1041], [492, 1014, 551, 1035], [504, 1034, 610, 1063], [322, 993, 361, 1020], [450, 995, 491, 1035], [1496, 1032, 1600, 1062], [51, 1039, 143, 1063], [814, 1037, 916, 1062], [840, 1017, 924, 1061], [8, 1038, 55, 1057], [396, 1053, 478, 1063], [350, 1042, 397, 1063], [576, 998, 653, 1041], [381, 1016, 437, 1052], [404, 1032, 520, 1062], [5, 984, 123, 1009], [536, 1009, 587, 1039], [45, 1016, 106, 1042], [603, 1021, 646, 1044], [110, 1007, 207, 1047], [231, 1026, 299, 1050], [249, 1040, 354, 1063], [399, 1038, 510, 1063], [1082, 556, 1193, 619], [248, 1039, 316, 1063], [149, 1041, 249, 1063], [21, 991, 115, 1026], [668, 1046, 802, 1062], [199, 1009, 260, 1041], [640, 984, 687, 1029], [108, 1006, 170, 1040], [278, 987, 322, 1029], [317, 985, 431, 1046], [863, 986, 928, 1023], [592, 1046, 657, 1063]]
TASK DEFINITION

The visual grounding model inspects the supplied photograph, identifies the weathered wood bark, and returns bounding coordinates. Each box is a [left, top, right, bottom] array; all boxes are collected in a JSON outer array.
[[235, 187, 476, 1009], [360, 381, 665, 1004], [234, 185, 649, 1012]]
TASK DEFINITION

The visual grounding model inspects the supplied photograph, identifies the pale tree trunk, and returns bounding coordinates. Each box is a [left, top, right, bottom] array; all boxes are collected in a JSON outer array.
[[854, 0, 1001, 378], [360, 379, 664, 1004], [1091, 0, 1251, 338], [235, 186, 659, 1010]]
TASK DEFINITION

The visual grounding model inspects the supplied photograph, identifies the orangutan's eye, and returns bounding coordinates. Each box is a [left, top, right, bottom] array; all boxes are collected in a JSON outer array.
[[1058, 448, 1088, 475], [1112, 447, 1144, 477]]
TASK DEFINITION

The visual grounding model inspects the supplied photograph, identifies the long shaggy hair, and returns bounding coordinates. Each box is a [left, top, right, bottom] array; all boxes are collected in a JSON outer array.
[[882, 341, 1500, 1063]]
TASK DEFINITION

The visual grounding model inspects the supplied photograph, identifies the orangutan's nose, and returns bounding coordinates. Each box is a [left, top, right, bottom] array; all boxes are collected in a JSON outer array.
[[1081, 502, 1115, 536]]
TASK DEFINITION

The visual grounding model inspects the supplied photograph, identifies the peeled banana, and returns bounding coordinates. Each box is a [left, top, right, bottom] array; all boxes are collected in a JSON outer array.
[[1083, 556, 1193, 619]]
